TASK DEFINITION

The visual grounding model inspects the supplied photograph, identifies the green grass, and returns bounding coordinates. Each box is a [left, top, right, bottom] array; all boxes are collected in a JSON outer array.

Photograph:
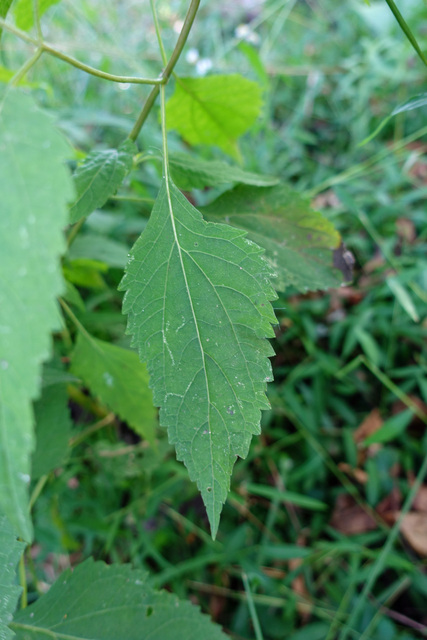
[[8, 0, 427, 637]]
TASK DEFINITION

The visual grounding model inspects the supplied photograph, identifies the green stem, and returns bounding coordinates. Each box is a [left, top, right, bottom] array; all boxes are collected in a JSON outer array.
[[10, 46, 43, 86], [341, 453, 427, 640], [19, 554, 27, 609], [66, 216, 85, 248], [0, 18, 162, 85], [128, 0, 200, 142], [150, 0, 168, 67], [59, 297, 93, 343], [384, 0, 427, 68], [69, 413, 116, 448], [29, 475, 48, 511]]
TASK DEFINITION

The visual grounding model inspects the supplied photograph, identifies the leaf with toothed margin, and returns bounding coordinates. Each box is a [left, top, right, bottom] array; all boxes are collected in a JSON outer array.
[[119, 177, 277, 538], [202, 184, 347, 292]]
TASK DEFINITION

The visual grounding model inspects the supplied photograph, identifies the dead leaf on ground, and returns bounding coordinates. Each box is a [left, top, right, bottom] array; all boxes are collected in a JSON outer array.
[[330, 494, 377, 535], [354, 408, 383, 444], [412, 485, 427, 513], [338, 462, 368, 484], [398, 512, 427, 556], [396, 218, 416, 244]]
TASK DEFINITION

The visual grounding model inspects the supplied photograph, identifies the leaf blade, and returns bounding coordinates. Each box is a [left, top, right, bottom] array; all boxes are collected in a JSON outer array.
[[202, 184, 345, 292], [69, 139, 136, 224], [166, 75, 262, 159], [120, 178, 276, 536], [0, 516, 25, 640], [0, 90, 74, 540], [12, 559, 227, 640], [70, 333, 157, 444]]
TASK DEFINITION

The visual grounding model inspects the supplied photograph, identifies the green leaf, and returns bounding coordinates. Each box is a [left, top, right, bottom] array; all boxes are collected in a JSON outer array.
[[14, 0, 61, 30], [70, 332, 156, 444], [68, 233, 129, 268], [32, 384, 72, 480], [69, 139, 136, 224], [0, 0, 13, 18], [0, 90, 74, 541], [166, 75, 262, 160], [169, 152, 278, 190], [0, 516, 25, 640], [202, 184, 344, 293], [364, 409, 413, 445], [0, 0, 13, 40], [11, 559, 227, 640], [120, 177, 276, 537]]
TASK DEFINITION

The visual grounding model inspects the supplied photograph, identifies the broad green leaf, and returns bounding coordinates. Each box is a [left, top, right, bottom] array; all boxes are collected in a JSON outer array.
[[11, 559, 227, 640], [68, 233, 129, 268], [70, 333, 156, 444], [0, 2, 13, 40], [202, 184, 344, 293], [14, 0, 60, 30], [0, 0, 13, 18], [0, 516, 25, 640], [32, 384, 72, 480], [169, 152, 279, 190], [69, 139, 136, 224], [63, 258, 107, 289], [166, 75, 262, 159], [0, 90, 74, 541], [120, 177, 276, 537]]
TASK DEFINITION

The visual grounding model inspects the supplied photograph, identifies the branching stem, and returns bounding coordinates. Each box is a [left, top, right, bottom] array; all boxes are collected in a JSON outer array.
[[0, 18, 162, 85], [128, 0, 200, 142]]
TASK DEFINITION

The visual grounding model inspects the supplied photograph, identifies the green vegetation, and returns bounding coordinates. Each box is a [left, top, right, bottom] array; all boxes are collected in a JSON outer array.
[[1, 1, 426, 638]]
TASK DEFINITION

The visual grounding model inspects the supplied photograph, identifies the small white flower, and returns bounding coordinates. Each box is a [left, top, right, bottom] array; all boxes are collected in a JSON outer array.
[[185, 48, 199, 64], [196, 58, 213, 75], [235, 23, 260, 45]]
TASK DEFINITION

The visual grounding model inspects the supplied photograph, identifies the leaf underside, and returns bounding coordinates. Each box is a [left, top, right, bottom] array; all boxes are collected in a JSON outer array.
[[11, 559, 227, 640], [202, 184, 344, 292], [70, 332, 156, 444], [166, 75, 262, 159], [0, 516, 25, 640], [69, 139, 136, 224], [0, 89, 74, 541], [120, 178, 277, 537]]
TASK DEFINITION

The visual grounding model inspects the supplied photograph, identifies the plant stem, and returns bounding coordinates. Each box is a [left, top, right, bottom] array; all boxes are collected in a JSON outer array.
[[0, 18, 162, 85], [128, 0, 200, 142], [150, 0, 168, 67], [69, 413, 116, 448], [29, 475, 48, 511], [384, 0, 427, 68], [10, 46, 43, 86], [19, 554, 27, 608]]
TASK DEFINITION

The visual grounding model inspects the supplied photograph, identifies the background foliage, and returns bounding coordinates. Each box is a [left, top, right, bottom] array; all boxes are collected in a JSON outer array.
[[1, 0, 427, 639]]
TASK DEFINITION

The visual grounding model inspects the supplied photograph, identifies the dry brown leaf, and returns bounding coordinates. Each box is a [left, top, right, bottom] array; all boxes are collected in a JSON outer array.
[[354, 409, 383, 444], [413, 485, 427, 513], [398, 512, 427, 556], [338, 462, 368, 484], [330, 494, 377, 535]]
